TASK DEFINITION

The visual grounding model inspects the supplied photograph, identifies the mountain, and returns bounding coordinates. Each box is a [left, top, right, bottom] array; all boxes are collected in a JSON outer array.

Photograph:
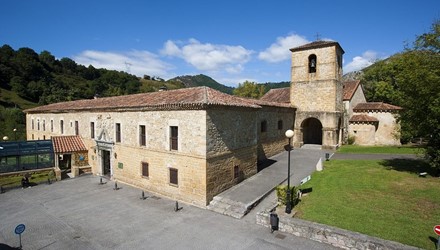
[[168, 74, 234, 94]]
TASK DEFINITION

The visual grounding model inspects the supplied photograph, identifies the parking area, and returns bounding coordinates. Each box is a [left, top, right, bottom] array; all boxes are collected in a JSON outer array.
[[0, 175, 337, 250]]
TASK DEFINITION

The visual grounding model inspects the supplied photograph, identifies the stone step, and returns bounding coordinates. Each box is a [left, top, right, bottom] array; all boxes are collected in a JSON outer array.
[[207, 197, 249, 219]]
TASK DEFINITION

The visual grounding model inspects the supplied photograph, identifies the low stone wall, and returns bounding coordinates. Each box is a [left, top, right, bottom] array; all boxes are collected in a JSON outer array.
[[256, 207, 420, 250]]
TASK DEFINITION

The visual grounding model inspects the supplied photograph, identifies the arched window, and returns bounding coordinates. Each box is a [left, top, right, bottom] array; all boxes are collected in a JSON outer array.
[[308, 54, 317, 73]]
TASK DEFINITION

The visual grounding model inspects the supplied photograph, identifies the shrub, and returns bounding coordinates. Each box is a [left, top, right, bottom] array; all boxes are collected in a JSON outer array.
[[276, 185, 298, 207], [347, 135, 356, 145]]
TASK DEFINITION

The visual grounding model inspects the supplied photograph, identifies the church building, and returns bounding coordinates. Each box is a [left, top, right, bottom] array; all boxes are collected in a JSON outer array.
[[24, 40, 401, 207]]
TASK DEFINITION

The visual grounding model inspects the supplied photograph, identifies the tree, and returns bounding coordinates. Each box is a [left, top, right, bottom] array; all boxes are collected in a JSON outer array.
[[233, 81, 266, 99], [362, 20, 440, 172]]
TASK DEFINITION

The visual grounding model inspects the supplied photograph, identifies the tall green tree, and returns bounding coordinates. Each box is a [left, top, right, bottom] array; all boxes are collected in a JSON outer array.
[[233, 80, 266, 99], [362, 20, 440, 172]]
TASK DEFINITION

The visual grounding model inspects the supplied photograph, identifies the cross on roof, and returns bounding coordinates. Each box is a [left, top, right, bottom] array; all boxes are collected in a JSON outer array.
[[315, 32, 321, 41]]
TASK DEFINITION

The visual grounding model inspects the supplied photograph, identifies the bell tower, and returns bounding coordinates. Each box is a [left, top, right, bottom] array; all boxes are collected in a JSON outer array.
[[290, 41, 344, 149]]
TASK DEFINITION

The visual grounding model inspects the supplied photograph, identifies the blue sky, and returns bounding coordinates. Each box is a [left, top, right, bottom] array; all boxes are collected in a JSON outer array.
[[1, 0, 439, 86]]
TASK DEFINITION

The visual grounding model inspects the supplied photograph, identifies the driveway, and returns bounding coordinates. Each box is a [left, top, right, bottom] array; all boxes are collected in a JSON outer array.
[[0, 175, 338, 250]]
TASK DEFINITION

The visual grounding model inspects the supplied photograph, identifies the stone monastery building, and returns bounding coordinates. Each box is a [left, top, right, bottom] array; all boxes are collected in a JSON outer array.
[[24, 41, 401, 207]]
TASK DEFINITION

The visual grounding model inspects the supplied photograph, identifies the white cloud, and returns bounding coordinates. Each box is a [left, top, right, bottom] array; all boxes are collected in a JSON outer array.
[[258, 34, 309, 63], [344, 50, 379, 73], [160, 39, 253, 73], [73, 50, 171, 77]]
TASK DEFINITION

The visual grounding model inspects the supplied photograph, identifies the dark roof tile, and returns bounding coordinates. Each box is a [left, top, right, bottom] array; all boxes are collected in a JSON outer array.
[[349, 114, 379, 123], [343, 80, 361, 101], [353, 102, 402, 111], [25, 87, 264, 113], [290, 40, 344, 54], [260, 88, 290, 103]]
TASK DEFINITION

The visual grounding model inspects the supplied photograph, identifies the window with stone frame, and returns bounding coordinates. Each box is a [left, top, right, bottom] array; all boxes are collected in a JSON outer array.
[[32, 119, 34, 130], [60, 120, 64, 134], [43, 120, 46, 131], [309, 54, 317, 73], [278, 120, 283, 130], [141, 162, 149, 178], [75, 121, 79, 135], [170, 126, 178, 150], [261, 120, 267, 133], [115, 123, 121, 142], [37, 119, 40, 131], [50, 120, 53, 132], [90, 122, 95, 139], [169, 168, 178, 185], [139, 125, 146, 146], [234, 165, 240, 179]]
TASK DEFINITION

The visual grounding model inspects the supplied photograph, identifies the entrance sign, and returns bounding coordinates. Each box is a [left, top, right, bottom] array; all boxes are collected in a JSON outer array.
[[14, 224, 25, 235], [14, 224, 25, 249], [434, 225, 440, 236]]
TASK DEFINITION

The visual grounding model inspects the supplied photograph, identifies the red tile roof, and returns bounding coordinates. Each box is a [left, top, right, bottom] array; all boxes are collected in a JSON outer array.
[[260, 88, 290, 103], [24, 87, 276, 113], [343, 80, 361, 101], [349, 114, 379, 123], [290, 40, 344, 54], [353, 102, 402, 111], [52, 135, 87, 153]]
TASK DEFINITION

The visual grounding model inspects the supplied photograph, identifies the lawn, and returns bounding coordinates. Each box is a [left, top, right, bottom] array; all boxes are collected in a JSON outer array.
[[294, 159, 440, 249], [338, 145, 424, 155], [0, 169, 55, 189]]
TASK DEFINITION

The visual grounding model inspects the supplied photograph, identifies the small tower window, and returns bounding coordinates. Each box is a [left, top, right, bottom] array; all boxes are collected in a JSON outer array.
[[309, 54, 317, 73]]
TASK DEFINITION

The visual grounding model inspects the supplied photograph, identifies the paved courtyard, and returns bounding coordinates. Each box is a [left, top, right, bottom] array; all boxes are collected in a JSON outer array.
[[0, 174, 338, 250]]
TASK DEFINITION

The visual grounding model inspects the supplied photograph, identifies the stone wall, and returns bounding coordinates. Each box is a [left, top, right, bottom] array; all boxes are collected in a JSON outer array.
[[257, 106, 295, 160], [256, 210, 419, 250], [205, 107, 258, 202], [290, 45, 343, 113], [112, 145, 207, 206], [348, 111, 401, 146], [293, 111, 342, 149], [26, 109, 210, 207]]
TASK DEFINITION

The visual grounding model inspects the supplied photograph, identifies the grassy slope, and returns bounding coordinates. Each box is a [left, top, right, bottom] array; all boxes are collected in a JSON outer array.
[[295, 159, 440, 249], [0, 87, 38, 110]]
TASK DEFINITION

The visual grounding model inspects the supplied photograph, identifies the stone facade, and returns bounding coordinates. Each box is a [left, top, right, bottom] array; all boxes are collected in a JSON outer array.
[[290, 41, 344, 149], [25, 89, 295, 207], [349, 111, 400, 145]]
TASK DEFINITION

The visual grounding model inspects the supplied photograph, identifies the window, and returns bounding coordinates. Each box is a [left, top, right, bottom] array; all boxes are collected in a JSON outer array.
[[32, 119, 34, 130], [141, 162, 149, 178], [261, 120, 267, 133], [309, 54, 317, 73], [43, 120, 46, 131], [278, 120, 283, 130], [234, 165, 240, 179], [169, 168, 178, 185], [43, 135, 46, 140], [139, 125, 146, 146], [115, 123, 121, 142], [75, 121, 79, 135], [90, 122, 95, 139], [170, 126, 178, 150], [60, 120, 64, 134], [37, 119, 40, 131], [50, 120, 53, 132]]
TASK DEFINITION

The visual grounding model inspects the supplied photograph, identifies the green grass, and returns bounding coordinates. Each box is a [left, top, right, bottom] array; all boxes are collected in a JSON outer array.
[[0, 169, 54, 188], [0, 87, 38, 110], [338, 145, 424, 155], [295, 159, 440, 249]]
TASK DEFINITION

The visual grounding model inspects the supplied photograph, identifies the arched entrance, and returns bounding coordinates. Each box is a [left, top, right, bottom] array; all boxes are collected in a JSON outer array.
[[302, 118, 323, 145]]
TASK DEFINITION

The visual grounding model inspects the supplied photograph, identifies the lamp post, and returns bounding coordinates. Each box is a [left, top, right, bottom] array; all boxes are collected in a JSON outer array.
[[2, 136, 9, 141], [285, 129, 294, 214], [13, 128, 17, 141]]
